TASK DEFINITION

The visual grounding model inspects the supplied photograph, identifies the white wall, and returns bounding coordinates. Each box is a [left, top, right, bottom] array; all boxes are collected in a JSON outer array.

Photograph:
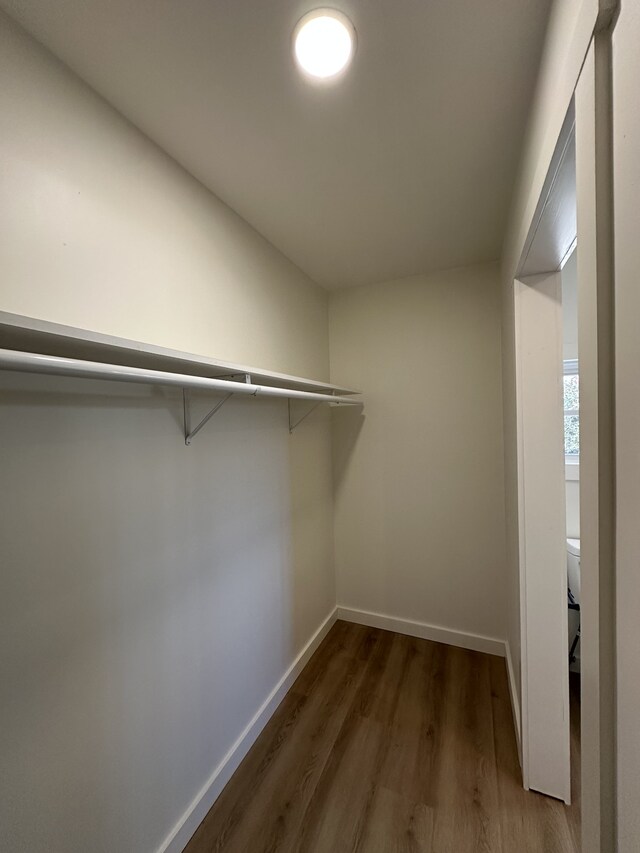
[[612, 3, 640, 848], [0, 10, 327, 380], [562, 249, 579, 361], [329, 264, 507, 645], [565, 480, 580, 539], [0, 12, 334, 853]]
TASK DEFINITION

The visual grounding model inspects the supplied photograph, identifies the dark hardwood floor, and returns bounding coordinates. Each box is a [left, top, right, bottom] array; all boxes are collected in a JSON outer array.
[[185, 621, 580, 853]]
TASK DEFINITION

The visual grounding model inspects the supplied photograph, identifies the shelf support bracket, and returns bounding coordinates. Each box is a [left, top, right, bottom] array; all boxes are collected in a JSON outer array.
[[213, 372, 252, 384], [288, 399, 321, 434], [183, 389, 234, 445]]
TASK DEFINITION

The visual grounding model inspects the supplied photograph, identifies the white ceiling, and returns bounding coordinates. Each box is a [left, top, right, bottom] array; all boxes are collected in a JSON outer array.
[[1, 0, 551, 288]]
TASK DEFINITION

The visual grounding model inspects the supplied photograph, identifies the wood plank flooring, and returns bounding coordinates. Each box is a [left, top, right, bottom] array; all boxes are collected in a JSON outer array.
[[185, 621, 580, 853]]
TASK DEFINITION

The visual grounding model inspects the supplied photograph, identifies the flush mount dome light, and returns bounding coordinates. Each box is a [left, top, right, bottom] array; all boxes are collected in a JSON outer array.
[[293, 9, 356, 80]]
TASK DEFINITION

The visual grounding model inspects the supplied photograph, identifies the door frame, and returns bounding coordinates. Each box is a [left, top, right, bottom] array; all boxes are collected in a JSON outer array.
[[574, 32, 616, 853], [514, 269, 571, 803], [513, 21, 616, 851]]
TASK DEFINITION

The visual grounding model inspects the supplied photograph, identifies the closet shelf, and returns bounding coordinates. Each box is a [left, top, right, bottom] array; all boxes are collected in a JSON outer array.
[[0, 313, 362, 444], [0, 311, 359, 396]]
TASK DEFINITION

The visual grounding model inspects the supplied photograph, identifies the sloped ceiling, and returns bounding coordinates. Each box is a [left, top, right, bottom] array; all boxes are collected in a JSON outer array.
[[1, 0, 551, 288]]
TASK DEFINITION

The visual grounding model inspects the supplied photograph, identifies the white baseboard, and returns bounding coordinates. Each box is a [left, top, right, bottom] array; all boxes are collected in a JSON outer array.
[[336, 606, 506, 658], [157, 608, 338, 853], [505, 640, 522, 765]]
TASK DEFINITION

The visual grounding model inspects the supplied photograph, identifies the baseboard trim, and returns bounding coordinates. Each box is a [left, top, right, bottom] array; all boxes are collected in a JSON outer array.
[[157, 607, 338, 853], [336, 606, 505, 658], [505, 640, 522, 765]]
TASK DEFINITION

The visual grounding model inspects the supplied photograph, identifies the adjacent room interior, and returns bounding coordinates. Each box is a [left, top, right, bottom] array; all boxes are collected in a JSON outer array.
[[0, 1, 633, 852]]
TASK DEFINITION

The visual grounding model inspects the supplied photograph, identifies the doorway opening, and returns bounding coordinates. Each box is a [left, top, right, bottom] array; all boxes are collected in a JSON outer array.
[[561, 244, 581, 838]]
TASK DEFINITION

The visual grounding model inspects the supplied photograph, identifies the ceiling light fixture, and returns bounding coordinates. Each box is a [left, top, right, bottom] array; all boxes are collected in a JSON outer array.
[[293, 9, 356, 80]]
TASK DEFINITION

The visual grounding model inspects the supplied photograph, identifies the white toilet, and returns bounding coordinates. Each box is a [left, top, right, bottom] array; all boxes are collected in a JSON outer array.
[[567, 537, 581, 603], [567, 537, 581, 670]]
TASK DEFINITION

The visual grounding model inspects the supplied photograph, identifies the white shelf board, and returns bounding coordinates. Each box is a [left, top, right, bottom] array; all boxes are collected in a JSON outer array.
[[0, 311, 360, 396]]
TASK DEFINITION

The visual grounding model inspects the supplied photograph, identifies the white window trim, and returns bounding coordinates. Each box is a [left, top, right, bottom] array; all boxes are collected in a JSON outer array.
[[564, 359, 579, 479], [565, 457, 580, 480]]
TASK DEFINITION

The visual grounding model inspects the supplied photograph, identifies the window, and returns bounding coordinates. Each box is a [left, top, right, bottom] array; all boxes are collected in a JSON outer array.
[[563, 359, 579, 478]]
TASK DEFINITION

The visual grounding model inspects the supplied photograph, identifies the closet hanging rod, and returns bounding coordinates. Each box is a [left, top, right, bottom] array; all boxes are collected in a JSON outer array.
[[0, 348, 360, 406]]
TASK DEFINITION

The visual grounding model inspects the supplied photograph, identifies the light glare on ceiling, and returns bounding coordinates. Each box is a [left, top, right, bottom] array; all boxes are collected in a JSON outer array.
[[293, 9, 355, 80]]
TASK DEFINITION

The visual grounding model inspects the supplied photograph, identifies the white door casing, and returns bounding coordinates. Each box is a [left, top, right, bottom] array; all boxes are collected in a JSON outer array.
[[515, 272, 572, 803]]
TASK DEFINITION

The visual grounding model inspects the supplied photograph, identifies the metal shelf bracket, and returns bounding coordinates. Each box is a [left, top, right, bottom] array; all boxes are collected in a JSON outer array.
[[288, 399, 321, 434], [213, 372, 252, 384], [183, 389, 234, 445]]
